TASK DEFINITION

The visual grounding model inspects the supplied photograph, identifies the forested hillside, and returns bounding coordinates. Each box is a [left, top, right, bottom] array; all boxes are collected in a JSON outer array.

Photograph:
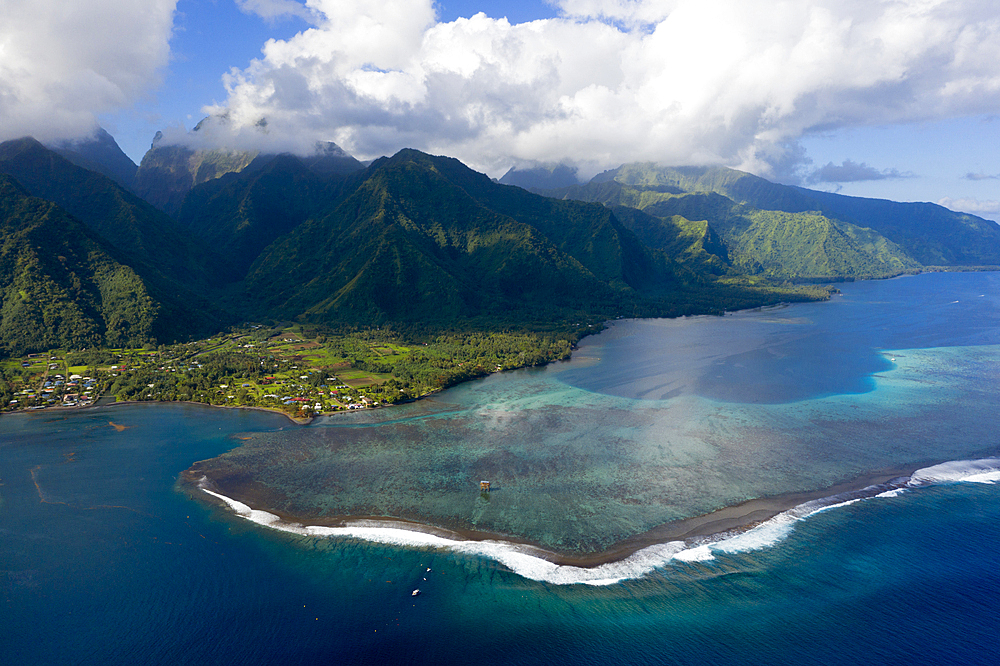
[[0, 175, 164, 353], [13, 131, 976, 355], [538, 163, 998, 280], [0, 137, 217, 286]]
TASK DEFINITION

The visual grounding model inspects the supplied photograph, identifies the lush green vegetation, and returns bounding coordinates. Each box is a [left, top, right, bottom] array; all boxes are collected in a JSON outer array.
[[5, 136, 996, 393], [241, 149, 678, 326], [786, 187, 1000, 266], [176, 154, 354, 279], [0, 170, 231, 354], [0, 175, 162, 355], [560, 163, 1000, 269], [645, 193, 920, 279], [0, 137, 217, 287], [544, 167, 924, 280], [0, 324, 588, 419]]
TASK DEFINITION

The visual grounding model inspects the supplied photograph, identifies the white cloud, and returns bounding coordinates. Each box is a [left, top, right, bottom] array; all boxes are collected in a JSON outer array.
[[235, 0, 316, 23], [809, 159, 913, 183], [938, 196, 1000, 221], [198, 0, 1000, 177], [0, 0, 176, 144]]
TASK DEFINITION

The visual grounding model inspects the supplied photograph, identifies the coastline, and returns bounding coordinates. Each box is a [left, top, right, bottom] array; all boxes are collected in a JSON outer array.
[[3, 397, 316, 426], [182, 462, 925, 569], [0, 286, 828, 425]]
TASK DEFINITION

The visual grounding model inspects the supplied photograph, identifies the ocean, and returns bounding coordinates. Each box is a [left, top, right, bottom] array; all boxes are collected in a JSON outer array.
[[2, 271, 999, 665]]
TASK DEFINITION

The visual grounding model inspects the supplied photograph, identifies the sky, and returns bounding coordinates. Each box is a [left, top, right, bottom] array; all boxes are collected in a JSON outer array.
[[2, 0, 1000, 220]]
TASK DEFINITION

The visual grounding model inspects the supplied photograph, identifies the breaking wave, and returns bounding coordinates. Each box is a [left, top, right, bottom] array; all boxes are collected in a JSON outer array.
[[198, 457, 999, 586]]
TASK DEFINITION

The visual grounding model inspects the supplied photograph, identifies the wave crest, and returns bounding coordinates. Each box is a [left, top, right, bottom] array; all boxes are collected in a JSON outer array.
[[199, 457, 998, 585]]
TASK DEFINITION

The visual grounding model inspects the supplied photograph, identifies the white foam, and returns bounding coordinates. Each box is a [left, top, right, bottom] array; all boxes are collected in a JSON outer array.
[[196, 484, 891, 577], [673, 544, 714, 562], [676, 496, 864, 561], [710, 521, 794, 556], [199, 458, 1000, 584], [908, 458, 1000, 486], [201, 487, 689, 586]]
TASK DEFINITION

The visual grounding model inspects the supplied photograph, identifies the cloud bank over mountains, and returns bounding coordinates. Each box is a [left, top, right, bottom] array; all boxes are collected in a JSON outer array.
[[938, 196, 1000, 217], [3, 0, 1000, 183], [0, 0, 176, 144], [809, 159, 913, 184], [209, 0, 1000, 179]]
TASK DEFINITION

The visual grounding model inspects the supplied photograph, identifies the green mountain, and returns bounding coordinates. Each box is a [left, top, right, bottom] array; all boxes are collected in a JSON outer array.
[[785, 187, 1000, 266], [242, 150, 701, 326], [0, 137, 849, 353], [0, 174, 182, 354], [133, 121, 365, 217], [606, 204, 731, 276], [132, 138, 260, 217], [176, 154, 358, 279], [639, 192, 919, 279], [48, 127, 138, 190], [0, 137, 217, 287], [538, 163, 998, 279], [593, 164, 1000, 267]]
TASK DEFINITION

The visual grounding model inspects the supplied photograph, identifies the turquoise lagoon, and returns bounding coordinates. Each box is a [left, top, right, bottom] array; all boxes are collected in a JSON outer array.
[[2, 271, 999, 664]]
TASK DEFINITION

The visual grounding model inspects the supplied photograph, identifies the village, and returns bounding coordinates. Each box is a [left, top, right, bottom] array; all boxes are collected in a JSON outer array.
[[0, 324, 580, 419]]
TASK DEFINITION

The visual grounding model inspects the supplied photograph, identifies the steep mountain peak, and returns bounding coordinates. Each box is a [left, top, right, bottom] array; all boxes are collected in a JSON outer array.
[[499, 163, 581, 191], [372, 149, 497, 194], [133, 141, 258, 216], [0, 136, 46, 160], [134, 124, 364, 215], [47, 127, 138, 189], [298, 141, 364, 176]]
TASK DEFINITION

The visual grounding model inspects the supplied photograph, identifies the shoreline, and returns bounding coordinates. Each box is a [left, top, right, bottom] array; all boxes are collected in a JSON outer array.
[[3, 397, 317, 426], [183, 462, 926, 569]]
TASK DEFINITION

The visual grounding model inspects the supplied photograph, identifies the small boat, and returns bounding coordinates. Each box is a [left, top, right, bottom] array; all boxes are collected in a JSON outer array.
[[412, 589, 420, 596]]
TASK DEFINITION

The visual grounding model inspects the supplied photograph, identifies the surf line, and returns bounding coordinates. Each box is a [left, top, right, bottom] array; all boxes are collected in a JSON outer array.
[[198, 458, 1000, 586]]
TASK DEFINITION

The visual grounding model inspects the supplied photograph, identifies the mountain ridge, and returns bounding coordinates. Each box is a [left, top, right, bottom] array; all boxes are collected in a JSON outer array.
[[6, 131, 994, 355], [531, 163, 999, 279], [0, 137, 218, 287], [0, 174, 179, 353]]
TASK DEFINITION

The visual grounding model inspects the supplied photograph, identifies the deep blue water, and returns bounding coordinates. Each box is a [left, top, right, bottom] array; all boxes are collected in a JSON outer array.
[[2, 272, 1000, 665]]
